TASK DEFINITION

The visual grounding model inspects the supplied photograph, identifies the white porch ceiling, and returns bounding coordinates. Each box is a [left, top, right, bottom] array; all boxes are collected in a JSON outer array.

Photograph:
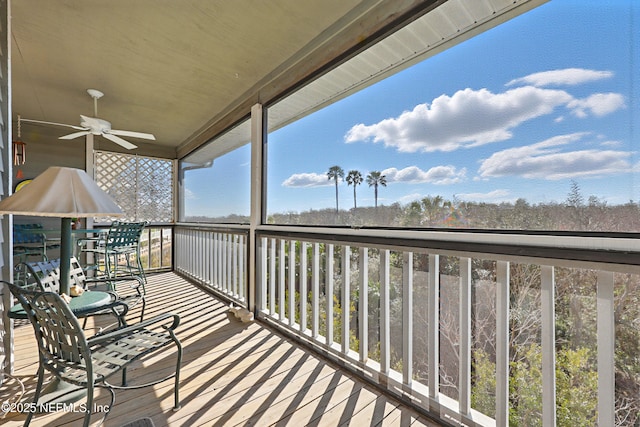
[[10, 0, 543, 159]]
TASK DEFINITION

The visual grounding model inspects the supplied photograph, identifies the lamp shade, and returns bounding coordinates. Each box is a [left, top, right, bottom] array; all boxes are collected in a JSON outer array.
[[0, 166, 123, 218], [0, 166, 123, 295]]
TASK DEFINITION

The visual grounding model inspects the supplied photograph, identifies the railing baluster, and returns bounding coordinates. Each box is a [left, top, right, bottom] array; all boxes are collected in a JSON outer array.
[[342, 245, 350, 354], [288, 240, 296, 327], [541, 265, 557, 426], [312, 242, 320, 339], [402, 251, 413, 387], [359, 247, 368, 363], [380, 249, 390, 375], [258, 236, 267, 310], [279, 238, 286, 321], [428, 254, 439, 399], [269, 238, 276, 315], [597, 270, 615, 427], [232, 234, 238, 297], [496, 260, 509, 426], [459, 257, 471, 416], [300, 241, 308, 333], [326, 243, 334, 346]]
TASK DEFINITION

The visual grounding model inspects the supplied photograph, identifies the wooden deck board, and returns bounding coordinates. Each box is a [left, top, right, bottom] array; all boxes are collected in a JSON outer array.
[[1, 272, 442, 426]]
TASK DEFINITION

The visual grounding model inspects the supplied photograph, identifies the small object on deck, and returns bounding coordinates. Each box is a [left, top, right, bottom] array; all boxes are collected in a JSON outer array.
[[70, 284, 84, 296]]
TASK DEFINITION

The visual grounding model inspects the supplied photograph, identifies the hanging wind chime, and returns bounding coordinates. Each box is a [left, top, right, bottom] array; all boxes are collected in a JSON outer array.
[[13, 115, 26, 180]]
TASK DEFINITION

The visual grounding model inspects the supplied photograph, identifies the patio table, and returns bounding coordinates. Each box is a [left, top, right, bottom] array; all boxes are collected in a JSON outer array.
[[8, 289, 119, 321]]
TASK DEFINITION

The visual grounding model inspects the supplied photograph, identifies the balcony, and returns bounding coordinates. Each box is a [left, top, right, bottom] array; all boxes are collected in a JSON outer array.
[[1, 223, 639, 426]]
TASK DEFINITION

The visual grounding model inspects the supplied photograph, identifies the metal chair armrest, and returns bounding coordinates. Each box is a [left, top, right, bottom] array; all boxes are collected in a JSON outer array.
[[87, 312, 180, 345]]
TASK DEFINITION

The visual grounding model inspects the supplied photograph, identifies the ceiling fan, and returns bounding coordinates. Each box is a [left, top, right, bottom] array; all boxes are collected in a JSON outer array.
[[20, 89, 155, 150]]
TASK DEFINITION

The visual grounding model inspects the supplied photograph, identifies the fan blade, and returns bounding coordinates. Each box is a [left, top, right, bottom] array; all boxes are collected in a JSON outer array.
[[20, 118, 87, 131], [59, 131, 91, 140], [102, 133, 138, 150], [109, 129, 156, 140]]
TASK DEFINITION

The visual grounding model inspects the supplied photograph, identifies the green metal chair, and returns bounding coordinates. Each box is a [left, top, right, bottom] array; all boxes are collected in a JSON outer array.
[[80, 221, 149, 284], [5, 280, 182, 427], [14, 256, 146, 325], [12, 223, 60, 263]]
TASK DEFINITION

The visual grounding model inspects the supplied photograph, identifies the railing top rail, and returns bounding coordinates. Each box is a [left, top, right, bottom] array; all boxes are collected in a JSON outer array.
[[255, 225, 640, 270], [176, 223, 250, 234]]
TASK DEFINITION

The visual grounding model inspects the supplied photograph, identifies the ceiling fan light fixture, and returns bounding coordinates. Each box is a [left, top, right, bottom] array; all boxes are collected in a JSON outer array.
[[87, 88, 104, 99]]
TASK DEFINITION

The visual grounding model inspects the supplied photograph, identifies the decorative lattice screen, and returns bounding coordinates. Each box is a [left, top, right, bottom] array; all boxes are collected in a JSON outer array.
[[94, 151, 174, 223]]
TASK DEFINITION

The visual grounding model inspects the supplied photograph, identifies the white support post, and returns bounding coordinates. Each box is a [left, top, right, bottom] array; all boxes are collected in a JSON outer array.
[[342, 245, 351, 354], [428, 254, 440, 399], [359, 247, 369, 363], [496, 261, 509, 426], [288, 240, 296, 326], [326, 244, 334, 346], [597, 271, 615, 427], [249, 103, 264, 312], [312, 242, 320, 339], [380, 249, 390, 375], [300, 241, 308, 333], [402, 252, 413, 387], [541, 265, 556, 427], [459, 257, 471, 416]]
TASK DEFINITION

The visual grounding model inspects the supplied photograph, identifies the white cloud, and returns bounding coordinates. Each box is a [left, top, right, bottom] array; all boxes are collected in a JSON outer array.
[[184, 188, 196, 200], [478, 133, 633, 180], [345, 86, 573, 152], [282, 172, 332, 187], [382, 165, 466, 184], [567, 92, 625, 118], [457, 189, 512, 202], [506, 68, 613, 87]]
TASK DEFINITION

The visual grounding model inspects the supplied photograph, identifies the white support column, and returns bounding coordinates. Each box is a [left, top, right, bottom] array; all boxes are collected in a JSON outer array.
[[459, 257, 472, 416], [359, 247, 369, 363], [300, 241, 308, 333], [597, 271, 615, 427], [428, 254, 440, 399], [326, 244, 334, 346], [248, 103, 264, 312], [341, 245, 351, 354], [380, 249, 390, 375], [312, 242, 320, 339], [402, 252, 413, 387], [496, 260, 509, 426], [541, 265, 556, 427], [288, 240, 296, 326]]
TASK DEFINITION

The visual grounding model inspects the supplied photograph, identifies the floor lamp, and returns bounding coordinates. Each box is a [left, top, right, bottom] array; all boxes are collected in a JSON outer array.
[[0, 166, 123, 294]]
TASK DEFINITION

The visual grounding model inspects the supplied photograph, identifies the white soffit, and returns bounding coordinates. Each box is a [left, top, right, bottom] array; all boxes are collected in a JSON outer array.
[[268, 0, 548, 131]]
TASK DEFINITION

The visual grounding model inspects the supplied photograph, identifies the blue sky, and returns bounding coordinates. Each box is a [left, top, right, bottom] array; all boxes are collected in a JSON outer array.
[[185, 0, 639, 218]]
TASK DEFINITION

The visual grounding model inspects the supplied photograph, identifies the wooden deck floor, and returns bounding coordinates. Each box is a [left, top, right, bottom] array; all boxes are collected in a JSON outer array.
[[1, 272, 441, 427]]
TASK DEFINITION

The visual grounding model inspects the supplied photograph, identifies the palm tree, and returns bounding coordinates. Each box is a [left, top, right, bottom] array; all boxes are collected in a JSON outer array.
[[346, 170, 363, 209], [327, 165, 344, 213], [366, 171, 387, 208]]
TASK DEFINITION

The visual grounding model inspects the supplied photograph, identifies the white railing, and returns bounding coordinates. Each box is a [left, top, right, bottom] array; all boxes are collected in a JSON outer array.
[[255, 226, 640, 427], [173, 223, 639, 426], [174, 225, 248, 306]]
